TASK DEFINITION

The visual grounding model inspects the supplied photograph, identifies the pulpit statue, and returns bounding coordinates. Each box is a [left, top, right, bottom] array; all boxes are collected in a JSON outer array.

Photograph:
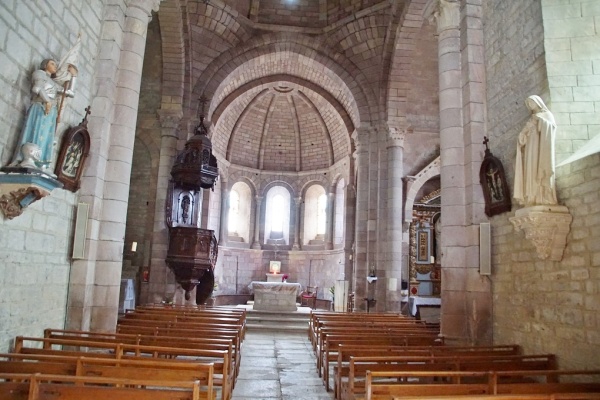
[[513, 95, 558, 206]]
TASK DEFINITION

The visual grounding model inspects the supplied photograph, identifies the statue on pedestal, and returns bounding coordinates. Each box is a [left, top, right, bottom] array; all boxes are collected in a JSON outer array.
[[513, 95, 558, 206], [510, 95, 572, 261], [8, 37, 80, 172]]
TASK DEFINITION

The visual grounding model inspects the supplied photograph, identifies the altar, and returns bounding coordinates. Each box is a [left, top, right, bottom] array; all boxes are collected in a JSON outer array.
[[408, 296, 441, 317], [250, 281, 302, 311]]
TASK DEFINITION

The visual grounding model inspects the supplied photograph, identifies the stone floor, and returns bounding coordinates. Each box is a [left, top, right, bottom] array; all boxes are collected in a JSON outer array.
[[231, 330, 334, 399]]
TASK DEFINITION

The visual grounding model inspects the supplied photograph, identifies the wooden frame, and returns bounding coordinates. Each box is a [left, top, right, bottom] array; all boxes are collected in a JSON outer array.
[[269, 260, 281, 274], [480, 137, 511, 217], [415, 228, 431, 264], [54, 109, 91, 192]]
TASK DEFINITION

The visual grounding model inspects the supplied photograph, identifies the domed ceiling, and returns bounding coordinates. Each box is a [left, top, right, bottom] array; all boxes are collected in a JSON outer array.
[[214, 81, 351, 172]]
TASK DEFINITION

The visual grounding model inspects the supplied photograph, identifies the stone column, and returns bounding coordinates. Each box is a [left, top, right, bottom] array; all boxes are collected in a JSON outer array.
[[385, 125, 406, 310], [425, 0, 491, 344], [144, 109, 182, 304], [68, 0, 162, 333], [219, 179, 229, 244], [293, 197, 302, 250], [325, 192, 334, 250], [251, 196, 263, 249], [351, 128, 370, 310]]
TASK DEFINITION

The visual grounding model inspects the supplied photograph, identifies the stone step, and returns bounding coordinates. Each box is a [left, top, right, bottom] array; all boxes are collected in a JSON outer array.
[[241, 305, 312, 332]]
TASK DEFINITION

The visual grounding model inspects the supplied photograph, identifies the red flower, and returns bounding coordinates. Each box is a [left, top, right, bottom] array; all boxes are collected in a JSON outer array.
[[282, 274, 289, 281]]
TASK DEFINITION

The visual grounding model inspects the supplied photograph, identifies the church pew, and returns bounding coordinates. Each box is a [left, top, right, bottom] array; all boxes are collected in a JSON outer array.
[[114, 322, 242, 375], [0, 354, 215, 400], [43, 328, 241, 378], [314, 322, 438, 354], [116, 317, 243, 343], [363, 370, 600, 400], [13, 336, 233, 400], [340, 353, 558, 400], [308, 311, 413, 344], [129, 306, 246, 338], [0, 372, 207, 400], [332, 345, 524, 400], [319, 333, 442, 386], [309, 312, 418, 350], [119, 312, 244, 330], [388, 395, 600, 399]]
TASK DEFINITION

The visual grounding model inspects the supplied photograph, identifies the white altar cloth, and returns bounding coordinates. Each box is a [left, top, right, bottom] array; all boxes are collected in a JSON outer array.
[[408, 296, 441, 316], [250, 282, 302, 311]]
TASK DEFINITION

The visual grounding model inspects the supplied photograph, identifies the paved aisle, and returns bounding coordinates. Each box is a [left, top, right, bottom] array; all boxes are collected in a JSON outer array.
[[231, 330, 334, 400]]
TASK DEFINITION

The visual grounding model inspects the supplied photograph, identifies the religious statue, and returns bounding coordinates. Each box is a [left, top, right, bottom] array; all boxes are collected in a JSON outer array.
[[9, 37, 80, 172], [513, 95, 558, 206]]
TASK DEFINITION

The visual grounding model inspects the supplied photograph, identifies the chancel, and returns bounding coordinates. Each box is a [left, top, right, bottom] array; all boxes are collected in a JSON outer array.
[[0, 0, 599, 390]]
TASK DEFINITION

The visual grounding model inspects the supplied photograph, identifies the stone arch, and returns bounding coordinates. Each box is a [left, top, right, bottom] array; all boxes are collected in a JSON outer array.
[[385, 0, 431, 127], [404, 156, 441, 223], [192, 32, 378, 127]]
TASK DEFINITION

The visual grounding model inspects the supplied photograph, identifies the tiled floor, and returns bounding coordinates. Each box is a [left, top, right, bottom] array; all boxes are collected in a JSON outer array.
[[232, 330, 334, 399]]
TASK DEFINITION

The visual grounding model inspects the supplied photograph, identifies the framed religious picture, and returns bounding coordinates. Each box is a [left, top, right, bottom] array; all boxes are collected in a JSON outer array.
[[415, 227, 432, 264], [479, 137, 511, 217], [54, 107, 91, 192]]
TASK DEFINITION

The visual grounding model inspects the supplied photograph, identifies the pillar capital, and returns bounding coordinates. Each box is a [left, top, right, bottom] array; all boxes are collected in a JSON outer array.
[[386, 124, 412, 149], [157, 109, 183, 129], [424, 0, 460, 33], [352, 127, 371, 155]]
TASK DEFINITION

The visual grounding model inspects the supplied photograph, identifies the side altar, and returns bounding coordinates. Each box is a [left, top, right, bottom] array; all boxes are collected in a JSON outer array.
[[250, 282, 302, 311]]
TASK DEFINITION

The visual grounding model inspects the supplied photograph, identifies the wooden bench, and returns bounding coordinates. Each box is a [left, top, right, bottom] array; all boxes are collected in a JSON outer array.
[[0, 372, 208, 400], [363, 370, 600, 400], [13, 336, 233, 400], [333, 344, 523, 400], [0, 353, 215, 399], [310, 313, 420, 350], [126, 306, 246, 339], [44, 328, 241, 378], [341, 353, 557, 400], [319, 333, 443, 388]]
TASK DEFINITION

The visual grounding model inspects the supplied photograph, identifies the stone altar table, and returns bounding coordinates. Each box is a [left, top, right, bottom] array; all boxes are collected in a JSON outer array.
[[250, 282, 302, 311]]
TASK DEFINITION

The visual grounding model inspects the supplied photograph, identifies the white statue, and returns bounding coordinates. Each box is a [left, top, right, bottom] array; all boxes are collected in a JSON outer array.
[[513, 95, 558, 206]]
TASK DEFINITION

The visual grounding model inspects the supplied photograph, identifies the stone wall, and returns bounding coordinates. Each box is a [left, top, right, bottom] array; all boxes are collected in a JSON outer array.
[[0, 0, 104, 351], [542, 0, 600, 162], [485, 0, 600, 369], [216, 247, 345, 302]]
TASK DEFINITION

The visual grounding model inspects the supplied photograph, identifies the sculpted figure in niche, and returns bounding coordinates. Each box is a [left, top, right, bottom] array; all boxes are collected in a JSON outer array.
[[10, 38, 80, 171], [513, 95, 558, 206]]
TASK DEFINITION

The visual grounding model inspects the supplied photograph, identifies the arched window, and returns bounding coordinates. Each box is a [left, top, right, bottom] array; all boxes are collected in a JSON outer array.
[[303, 184, 327, 245], [228, 190, 240, 233], [333, 178, 345, 246], [271, 194, 285, 233], [264, 186, 291, 245], [317, 193, 327, 235], [227, 181, 252, 243]]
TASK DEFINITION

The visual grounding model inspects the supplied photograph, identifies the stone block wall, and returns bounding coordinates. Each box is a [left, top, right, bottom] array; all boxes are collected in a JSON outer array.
[[542, 0, 600, 162], [216, 247, 344, 302], [0, 0, 104, 352], [485, 0, 600, 369]]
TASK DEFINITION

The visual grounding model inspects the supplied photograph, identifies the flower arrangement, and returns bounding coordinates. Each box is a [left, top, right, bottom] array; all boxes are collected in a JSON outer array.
[[282, 274, 289, 282]]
